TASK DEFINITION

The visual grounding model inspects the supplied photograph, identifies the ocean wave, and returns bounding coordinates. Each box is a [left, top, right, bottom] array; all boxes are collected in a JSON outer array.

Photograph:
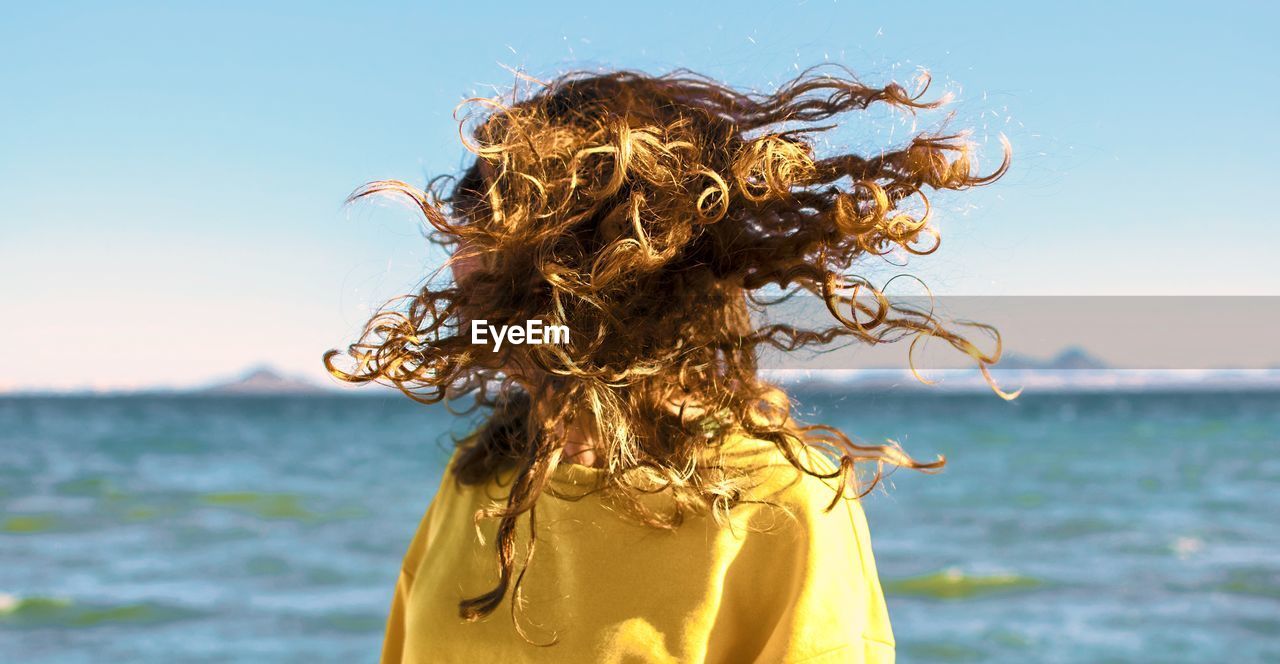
[[884, 568, 1043, 600], [0, 594, 198, 628], [2, 514, 57, 534]]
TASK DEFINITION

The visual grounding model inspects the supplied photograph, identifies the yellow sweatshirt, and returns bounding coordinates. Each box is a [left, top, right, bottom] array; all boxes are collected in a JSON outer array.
[[380, 438, 895, 663]]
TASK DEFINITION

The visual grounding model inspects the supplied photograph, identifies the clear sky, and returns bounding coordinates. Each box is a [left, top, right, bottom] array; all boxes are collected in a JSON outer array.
[[2, 1, 1277, 391]]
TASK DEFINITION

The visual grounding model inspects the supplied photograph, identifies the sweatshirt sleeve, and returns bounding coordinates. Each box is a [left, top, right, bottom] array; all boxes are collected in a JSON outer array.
[[379, 570, 413, 664], [711, 470, 895, 664], [379, 480, 446, 664]]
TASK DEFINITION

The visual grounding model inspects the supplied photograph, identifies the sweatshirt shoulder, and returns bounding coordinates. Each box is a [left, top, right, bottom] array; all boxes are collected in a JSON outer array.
[[720, 435, 855, 519]]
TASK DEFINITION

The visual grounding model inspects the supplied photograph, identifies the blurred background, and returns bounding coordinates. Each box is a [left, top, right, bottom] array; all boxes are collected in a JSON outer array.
[[2, 2, 1277, 662]]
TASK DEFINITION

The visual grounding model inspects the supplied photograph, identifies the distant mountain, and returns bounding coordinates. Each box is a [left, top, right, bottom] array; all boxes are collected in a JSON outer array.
[[201, 367, 328, 395], [996, 347, 1110, 371], [764, 345, 1280, 393]]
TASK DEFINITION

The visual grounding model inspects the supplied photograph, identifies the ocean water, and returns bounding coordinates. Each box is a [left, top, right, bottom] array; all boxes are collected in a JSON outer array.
[[1, 390, 1277, 663]]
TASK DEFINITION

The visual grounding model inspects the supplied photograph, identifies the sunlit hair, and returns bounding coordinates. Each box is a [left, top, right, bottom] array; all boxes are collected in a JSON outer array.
[[326, 66, 1011, 636]]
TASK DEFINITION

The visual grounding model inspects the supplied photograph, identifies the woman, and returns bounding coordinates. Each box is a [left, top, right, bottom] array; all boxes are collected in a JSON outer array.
[[327, 66, 1009, 663]]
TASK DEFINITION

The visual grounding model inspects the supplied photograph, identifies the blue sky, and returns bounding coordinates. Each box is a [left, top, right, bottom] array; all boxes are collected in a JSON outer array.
[[2, 1, 1277, 391]]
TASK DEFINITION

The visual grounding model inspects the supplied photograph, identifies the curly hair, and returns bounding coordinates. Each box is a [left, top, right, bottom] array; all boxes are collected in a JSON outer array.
[[326, 66, 1011, 634]]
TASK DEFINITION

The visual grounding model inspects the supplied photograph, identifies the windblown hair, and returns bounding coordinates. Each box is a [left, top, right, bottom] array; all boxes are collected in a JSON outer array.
[[326, 66, 1010, 634]]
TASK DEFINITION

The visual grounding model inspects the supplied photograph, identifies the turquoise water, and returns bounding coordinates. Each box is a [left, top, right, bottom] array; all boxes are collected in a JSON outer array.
[[1, 391, 1277, 662]]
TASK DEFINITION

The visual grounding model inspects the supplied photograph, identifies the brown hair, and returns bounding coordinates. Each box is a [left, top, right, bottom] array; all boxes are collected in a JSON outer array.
[[326, 66, 1010, 634]]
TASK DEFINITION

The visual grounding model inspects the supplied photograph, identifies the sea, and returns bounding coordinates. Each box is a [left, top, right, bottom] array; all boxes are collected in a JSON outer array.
[[1, 389, 1277, 663]]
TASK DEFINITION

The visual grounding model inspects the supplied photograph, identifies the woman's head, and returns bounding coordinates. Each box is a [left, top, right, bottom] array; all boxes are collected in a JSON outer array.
[[327, 66, 1009, 627]]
